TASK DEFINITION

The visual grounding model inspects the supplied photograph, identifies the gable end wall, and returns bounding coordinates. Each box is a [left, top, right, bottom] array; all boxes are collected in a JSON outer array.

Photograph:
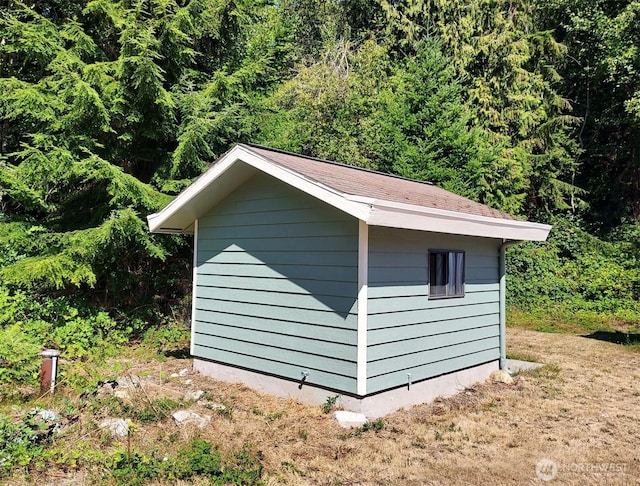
[[194, 173, 359, 393]]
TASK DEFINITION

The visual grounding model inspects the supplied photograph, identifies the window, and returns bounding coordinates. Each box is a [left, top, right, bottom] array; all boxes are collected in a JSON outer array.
[[429, 250, 464, 298]]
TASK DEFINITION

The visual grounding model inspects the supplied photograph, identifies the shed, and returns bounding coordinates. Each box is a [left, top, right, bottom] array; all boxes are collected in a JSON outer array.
[[148, 144, 551, 416]]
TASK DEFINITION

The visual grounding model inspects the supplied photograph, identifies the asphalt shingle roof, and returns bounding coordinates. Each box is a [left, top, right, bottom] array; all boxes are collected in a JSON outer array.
[[243, 144, 519, 221]]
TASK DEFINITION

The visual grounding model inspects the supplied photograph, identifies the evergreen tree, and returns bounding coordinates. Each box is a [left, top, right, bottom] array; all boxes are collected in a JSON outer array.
[[537, 0, 640, 226], [0, 0, 292, 317], [381, 0, 581, 215]]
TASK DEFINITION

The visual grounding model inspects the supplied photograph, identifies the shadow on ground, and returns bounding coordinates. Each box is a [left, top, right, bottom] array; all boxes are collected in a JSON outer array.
[[162, 347, 191, 359], [582, 331, 640, 346]]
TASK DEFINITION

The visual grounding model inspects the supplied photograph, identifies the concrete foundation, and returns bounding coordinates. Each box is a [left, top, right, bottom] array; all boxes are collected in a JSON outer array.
[[193, 359, 499, 418]]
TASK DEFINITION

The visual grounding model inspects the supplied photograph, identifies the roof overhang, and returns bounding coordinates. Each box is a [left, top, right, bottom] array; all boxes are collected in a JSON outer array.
[[148, 145, 551, 241]]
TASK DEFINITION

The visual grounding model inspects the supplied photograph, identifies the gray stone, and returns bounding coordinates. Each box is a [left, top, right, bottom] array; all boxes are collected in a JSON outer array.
[[116, 375, 141, 389], [172, 410, 211, 428], [100, 418, 130, 437], [184, 390, 205, 401], [197, 401, 227, 412], [35, 409, 60, 422], [114, 389, 131, 400], [334, 411, 368, 428]]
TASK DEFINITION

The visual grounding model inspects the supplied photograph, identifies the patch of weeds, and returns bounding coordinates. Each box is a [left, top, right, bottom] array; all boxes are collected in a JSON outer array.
[[87, 395, 132, 418], [526, 363, 561, 380], [297, 429, 308, 441], [411, 437, 427, 449], [172, 438, 223, 479], [108, 439, 263, 485], [215, 405, 233, 419], [0, 409, 57, 477], [536, 324, 565, 333], [109, 449, 164, 485], [339, 419, 385, 439], [281, 461, 301, 474], [143, 323, 190, 358], [266, 411, 284, 422], [87, 394, 182, 424], [137, 397, 181, 423], [49, 441, 106, 471], [59, 397, 80, 418], [434, 430, 443, 441], [251, 406, 263, 416], [321, 395, 339, 414], [506, 351, 539, 363], [360, 419, 384, 432]]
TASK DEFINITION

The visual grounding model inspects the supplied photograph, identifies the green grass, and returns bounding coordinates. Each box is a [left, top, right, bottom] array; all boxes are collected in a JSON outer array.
[[507, 307, 640, 335]]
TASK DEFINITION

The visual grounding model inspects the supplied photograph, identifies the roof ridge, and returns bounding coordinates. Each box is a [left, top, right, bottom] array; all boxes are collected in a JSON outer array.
[[240, 142, 435, 187]]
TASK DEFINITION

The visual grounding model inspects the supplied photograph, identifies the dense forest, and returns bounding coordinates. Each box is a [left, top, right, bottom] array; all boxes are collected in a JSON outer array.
[[1, 0, 640, 384]]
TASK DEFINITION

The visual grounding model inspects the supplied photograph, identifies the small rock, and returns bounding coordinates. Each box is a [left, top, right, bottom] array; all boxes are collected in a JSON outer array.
[[100, 418, 130, 437], [184, 379, 193, 385], [184, 390, 205, 401], [178, 368, 189, 377], [35, 409, 60, 422], [490, 370, 514, 384], [172, 410, 211, 428], [198, 400, 227, 412], [170, 373, 180, 378], [117, 375, 141, 389], [334, 411, 368, 428], [114, 389, 131, 400], [98, 381, 117, 395]]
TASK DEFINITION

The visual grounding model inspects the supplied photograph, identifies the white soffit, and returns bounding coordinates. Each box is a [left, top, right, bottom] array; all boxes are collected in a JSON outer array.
[[148, 145, 551, 242]]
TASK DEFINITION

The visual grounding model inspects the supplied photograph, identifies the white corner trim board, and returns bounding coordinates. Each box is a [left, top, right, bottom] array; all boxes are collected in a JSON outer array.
[[356, 220, 369, 397]]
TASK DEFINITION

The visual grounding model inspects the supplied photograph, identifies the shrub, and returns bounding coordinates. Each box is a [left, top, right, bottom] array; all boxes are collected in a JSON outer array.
[[0, 324, 41, 391], [0, 409, 57, 477]]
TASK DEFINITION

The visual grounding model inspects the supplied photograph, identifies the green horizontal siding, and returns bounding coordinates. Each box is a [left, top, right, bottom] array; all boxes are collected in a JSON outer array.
[[196, 274, 356, 298], [198, 250, 358, 267], [366, 227, 501, 394], [194, 173, 359, 394], [197, 297, 357, 328], [366, 348, 498, 393], [368, 325, 498, 361], [368, 289, 498, 314], [368, 281, 498, 299], [197, 286, 356, 314], [198, 236, 357, 252], [368, 313, 500, 345], [196, 309, 354, 344], [368, 302, 500, 329], [198, 262, 356, 282], [193, 344, 356, 392], [367, 336, 500, 377], [194, 333, 356, 375], [198, 220, 355, 240]]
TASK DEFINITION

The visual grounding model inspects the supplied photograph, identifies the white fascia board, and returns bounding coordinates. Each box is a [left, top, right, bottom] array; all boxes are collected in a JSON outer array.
[[367, 200, 551, 241], [147, 146, 246, 233]]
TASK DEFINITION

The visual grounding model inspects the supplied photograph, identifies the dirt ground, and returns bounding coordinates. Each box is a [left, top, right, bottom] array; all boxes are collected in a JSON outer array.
[[16, 328, 640, 485]]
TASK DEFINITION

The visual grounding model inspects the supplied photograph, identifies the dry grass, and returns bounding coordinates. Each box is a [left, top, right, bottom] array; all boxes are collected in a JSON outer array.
[[6, 328, 640, 485]]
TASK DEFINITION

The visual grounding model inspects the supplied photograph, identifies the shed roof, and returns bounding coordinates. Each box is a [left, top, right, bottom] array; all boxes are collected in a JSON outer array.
[[148, 144, 551, 241]]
